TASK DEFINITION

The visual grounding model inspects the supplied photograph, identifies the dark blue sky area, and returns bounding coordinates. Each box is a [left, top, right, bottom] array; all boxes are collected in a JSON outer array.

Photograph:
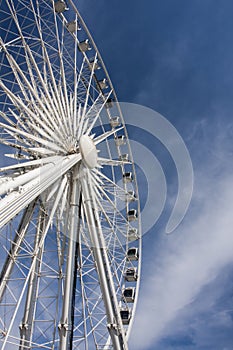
[[79, 0, 233, 122], [79, 0, 233, 175]]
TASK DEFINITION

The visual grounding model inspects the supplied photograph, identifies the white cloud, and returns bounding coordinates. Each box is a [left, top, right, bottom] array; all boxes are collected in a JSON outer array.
[[129, 167, 233, 349]]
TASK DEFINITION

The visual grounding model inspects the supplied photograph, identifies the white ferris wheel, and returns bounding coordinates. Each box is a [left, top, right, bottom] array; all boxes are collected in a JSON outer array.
[[0, 1, 141, 349]]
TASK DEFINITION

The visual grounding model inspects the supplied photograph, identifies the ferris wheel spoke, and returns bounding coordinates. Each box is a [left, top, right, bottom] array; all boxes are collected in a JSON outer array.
[[21, 43, 73, 142], [75, 72, 103, 141], [0, 136, 33, 157], [24, 17, 72, 139], [82, 53, 98, 118], [0, 37, 40, 104], [71, 13, 79, 136], [85, 89, 113, 137], [93, 179, 128, 227], [0, 39, 32, 106], [51, 6, 77, 138], [93, 193, 129, 250], [82, 90, 102, 125], [6, 0, 40, 95], [0, 84, 64, 149], [97, 157, 130, 167], [91, 169, 137, 242], [0, 119, 65, 153], [29, 0, 49, 84], [93, 126, 124, 147], [52, 11, 70, 115], [46, 83, 73, 140], [0, 41, 67, 141]]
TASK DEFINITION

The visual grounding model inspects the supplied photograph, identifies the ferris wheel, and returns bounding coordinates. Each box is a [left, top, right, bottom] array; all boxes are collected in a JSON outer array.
[[0, 1, 141, 349]]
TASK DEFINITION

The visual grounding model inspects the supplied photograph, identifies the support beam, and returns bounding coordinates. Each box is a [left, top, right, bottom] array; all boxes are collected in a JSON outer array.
[[0, 153, 81, 229], [80, 167, 128, 350], [59, 169, 80, 350], [19, 209, 46, 349], [0, 199, 37, 302]]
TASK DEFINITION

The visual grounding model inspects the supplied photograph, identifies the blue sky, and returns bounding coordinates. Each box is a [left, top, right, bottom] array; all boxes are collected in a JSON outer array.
[[78, 1, 233, 349]]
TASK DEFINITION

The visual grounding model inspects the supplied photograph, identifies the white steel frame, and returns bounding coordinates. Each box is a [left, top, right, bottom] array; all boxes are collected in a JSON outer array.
[[0, 1, 142, 349]]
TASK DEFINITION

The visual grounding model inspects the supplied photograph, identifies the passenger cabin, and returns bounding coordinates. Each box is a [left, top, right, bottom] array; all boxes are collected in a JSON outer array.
[[128, 228, 139, 241], [127, 209, 137, 221], [123, 287, 135, 303], [105, 97, 113, 108], [115, 135, 126, 146], [110, 117, 120, 128], [124, 267, 138, 282], [123, 172, 133, 183], [78, 39, 91, 52], [89, 57, 100, 71], [55, 0, 68, 13], [66, 21, 80, 33], [119, 154, 129, 162], [120, 309, 131, 325], [98, 78, 108, 90], [127, 247, 139, 261], [126, 190, 136, 202]]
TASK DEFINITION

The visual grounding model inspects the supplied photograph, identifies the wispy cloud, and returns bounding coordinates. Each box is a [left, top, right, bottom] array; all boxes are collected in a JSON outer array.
[[129, 146, 233, 349]]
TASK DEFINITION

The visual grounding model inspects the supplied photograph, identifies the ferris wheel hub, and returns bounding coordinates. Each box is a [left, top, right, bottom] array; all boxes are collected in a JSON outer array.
[[79, 134, 98, 169]]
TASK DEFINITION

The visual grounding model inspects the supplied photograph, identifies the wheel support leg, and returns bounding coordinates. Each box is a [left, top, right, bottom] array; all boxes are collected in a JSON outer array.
[[80, 169, 128, 350], [59, 173, 80, 350]]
